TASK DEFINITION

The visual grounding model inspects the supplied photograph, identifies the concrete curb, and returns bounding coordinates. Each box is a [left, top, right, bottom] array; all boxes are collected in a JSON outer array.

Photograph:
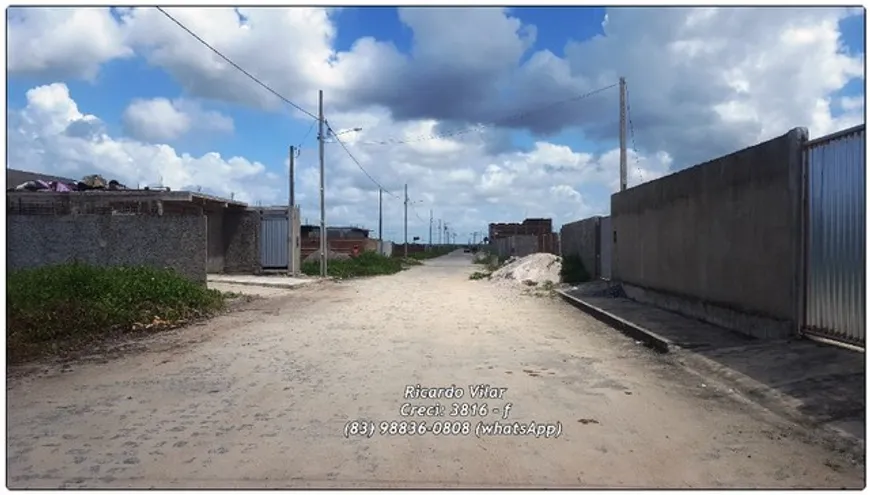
[[557, 289, 865, 461], [209, 279, 322, 290], [673, 347, 866, 461], [556, 289, 673, 353]]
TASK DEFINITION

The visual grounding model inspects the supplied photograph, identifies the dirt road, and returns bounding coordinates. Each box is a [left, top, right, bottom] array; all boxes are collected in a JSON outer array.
[[6, 252, 864, 488]]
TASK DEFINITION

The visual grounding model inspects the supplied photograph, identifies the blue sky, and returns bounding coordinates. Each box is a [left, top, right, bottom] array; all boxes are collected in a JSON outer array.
[[6, 7, 866, 242], [8, 7, 615, 184]]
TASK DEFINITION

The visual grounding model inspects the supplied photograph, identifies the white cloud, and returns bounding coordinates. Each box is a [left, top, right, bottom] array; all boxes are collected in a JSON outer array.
[[5, 6, 867, 239], [122, 97, 234, 142], [9, 83, 658, 240], [8, 7, 864, 165], [9, 83, 270, 204], [7, 8, 132, 80]]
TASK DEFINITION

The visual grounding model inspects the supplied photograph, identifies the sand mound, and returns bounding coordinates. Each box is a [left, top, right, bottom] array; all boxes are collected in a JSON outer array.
[[490, 253, 561, 286]]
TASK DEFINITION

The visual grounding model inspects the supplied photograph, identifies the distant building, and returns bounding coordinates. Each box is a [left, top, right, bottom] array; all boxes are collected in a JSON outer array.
[[488, 218, 553, 240], [301, 225, 370, 239]]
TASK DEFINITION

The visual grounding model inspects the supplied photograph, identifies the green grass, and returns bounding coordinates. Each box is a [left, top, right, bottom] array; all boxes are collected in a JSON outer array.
[[560, 255, 591, 284], [7, 263, 225, 363], [301, 250, 408, 279], [405, 246, 454, 260], [469, 271, 491, 280]]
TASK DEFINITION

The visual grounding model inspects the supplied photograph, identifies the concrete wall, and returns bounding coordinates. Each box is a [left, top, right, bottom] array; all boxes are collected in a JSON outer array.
[[223, 209, 261, 274], [560, 217, 600, 278], [494, 235, 538, 258], [8, 214, 207, 283], [611, 128, 807, 339], [206, 211, 224, 273], [379, 241, 393, 257]]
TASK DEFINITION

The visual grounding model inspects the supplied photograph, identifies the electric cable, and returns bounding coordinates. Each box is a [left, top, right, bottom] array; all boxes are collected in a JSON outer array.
[[155, 7, 319, 122], [625, 81, 645, 184], [294, 119, 318, 158], [325, 121, 399, 199]]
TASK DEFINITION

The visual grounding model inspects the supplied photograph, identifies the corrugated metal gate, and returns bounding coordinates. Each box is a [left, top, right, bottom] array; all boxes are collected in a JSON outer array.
[[600, 215, 613, 280], [802, 124, 865, 348], [260, 213, 289, 269]]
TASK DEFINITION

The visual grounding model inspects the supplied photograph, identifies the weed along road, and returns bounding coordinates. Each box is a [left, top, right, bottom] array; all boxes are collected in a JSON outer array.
[[6, 251, 863, 488]]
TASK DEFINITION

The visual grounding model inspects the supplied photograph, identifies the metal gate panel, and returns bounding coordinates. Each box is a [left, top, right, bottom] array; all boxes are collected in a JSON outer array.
[[600, 215, 613, 280], [260, 214, 289, 268], [803, 125, 865, 347]]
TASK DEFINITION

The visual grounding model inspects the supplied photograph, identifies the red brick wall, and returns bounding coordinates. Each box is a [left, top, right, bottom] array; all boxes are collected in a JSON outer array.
[[301, 238, 378, 259]]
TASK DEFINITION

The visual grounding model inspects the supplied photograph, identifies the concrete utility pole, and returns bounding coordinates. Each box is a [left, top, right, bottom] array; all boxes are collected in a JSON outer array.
[[619, 76, 627, 192], [438, 219, 442, 245], [429, 209, 433, 248], [318, 89, 327, 277], [288, 145, 296, 276], [378, 188, 383, 243], [403, 184, 409, 257]]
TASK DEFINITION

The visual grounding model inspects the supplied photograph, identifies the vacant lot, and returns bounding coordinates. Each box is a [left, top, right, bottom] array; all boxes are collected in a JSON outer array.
[[7, 252, 863, 488]]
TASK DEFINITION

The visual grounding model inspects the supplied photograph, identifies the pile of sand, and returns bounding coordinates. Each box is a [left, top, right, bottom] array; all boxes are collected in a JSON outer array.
[[490, 253, 561, 286]]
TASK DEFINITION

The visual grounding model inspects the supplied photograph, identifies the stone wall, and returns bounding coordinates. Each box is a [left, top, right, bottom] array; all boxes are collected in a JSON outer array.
[[8, 214, 207, 283]]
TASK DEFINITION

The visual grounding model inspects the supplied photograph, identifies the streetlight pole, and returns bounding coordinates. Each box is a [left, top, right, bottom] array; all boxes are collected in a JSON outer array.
[[288, 145, 296, 276], [619, 77, 627, 192], [318, 90, 327, 277], [403, 184, 408, 257], [378, 187, 383, 244]]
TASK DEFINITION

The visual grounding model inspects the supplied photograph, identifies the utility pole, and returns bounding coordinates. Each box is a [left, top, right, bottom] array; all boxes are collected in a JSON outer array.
[[318, 89, 327, 277], [429, 210, 433, 248], [403, 184, 409, 257], [619, 76, 627, 192], [378, 187, 383, 242], [438, 219, 442, 245], [288, 145, 296, 276]]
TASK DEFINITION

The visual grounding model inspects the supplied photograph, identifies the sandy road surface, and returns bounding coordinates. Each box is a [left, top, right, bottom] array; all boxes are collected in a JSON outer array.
[[6, 252, 864, 488]]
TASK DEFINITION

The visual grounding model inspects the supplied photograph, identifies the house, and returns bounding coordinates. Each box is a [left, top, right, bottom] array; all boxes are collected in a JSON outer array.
[[7, 186, 260, 282], [488, 218, 554, 240], [301, 225, 371, 239], [7, 167, 77, 188]]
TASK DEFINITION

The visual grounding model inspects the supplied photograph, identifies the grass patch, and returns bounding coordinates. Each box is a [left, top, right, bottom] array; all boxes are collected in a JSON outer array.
[[301, 250, 409, 279], [560, 255, 591, 284], [7, 263, 225, 364], [469, 271, 491, 280], [405, 246, 454, 261]]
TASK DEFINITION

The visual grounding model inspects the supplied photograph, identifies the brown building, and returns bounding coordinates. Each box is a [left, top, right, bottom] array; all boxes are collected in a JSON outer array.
[[488, 218, 553, 240], [487, 218, 559, 255]]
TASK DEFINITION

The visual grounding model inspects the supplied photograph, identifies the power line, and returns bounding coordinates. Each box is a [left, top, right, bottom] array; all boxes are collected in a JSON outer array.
[[624, 81, 644, 184], [325, 120, 399, 199], [155, 6, 319, 122], [294, 119, 318, 158], [357, 83, 618, 147], [408, 199, 425, 223]]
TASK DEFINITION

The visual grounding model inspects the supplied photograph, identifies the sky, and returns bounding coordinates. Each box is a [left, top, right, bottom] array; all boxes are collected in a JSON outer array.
[[5, 6, 866, 243]]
